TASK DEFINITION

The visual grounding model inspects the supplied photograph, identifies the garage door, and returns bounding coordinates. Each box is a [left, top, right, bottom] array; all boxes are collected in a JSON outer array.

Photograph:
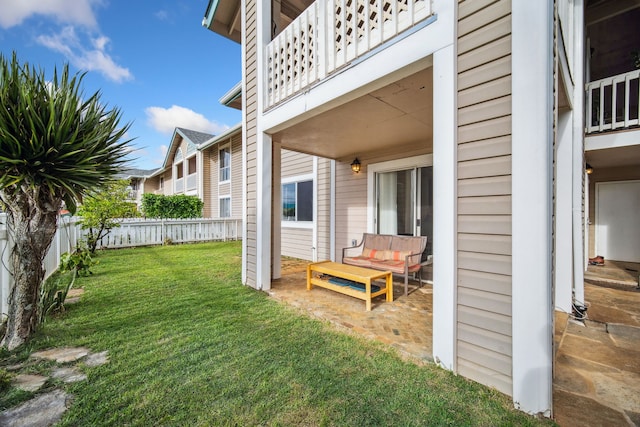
[[596, 180, 640, 262]]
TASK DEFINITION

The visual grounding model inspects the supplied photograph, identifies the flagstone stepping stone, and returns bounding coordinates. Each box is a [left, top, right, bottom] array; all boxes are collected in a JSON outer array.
[[0, 389, 70, 427], [64, 288, 85, 305], [13, 374, 48, 392], [31, 347, 90, 364], [52, 367, 87, 383], [84, 350, 109, 367]]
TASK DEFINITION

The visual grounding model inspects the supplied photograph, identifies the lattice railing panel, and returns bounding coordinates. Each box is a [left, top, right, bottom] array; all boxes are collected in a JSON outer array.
[[266, 0, 431, 108]]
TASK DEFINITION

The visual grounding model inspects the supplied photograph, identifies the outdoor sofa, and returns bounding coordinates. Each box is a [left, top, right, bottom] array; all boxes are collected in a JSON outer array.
[[342, 233, 428, 296]]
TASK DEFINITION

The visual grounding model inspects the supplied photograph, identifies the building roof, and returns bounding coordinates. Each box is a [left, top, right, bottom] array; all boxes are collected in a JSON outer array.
[[116, 168, 160, 179], [175, 127, 215, 146]]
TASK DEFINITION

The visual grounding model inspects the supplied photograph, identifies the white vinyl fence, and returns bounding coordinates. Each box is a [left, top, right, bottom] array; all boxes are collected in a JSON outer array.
[[0, 214, 242, 319]]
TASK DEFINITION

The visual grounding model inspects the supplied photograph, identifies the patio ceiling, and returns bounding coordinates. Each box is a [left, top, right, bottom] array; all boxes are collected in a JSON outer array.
[[586, 141, 640, 168], [272, 67, 434, 160]]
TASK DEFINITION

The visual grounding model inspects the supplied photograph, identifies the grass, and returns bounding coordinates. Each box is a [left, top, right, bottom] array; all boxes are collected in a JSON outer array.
[[0, 241, 556, 426]]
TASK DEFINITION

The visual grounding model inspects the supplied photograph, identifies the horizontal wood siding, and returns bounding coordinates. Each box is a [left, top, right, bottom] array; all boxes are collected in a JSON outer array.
[[281, 227, 314, 260], [316, 157, 332, 261], [231, 133, 243, 217], [244, 0, 258, 287], [334, 161, 368, 261], [202, 149, 213, 217], [281, 149, 314, 178], [457, 0, 513, 396]]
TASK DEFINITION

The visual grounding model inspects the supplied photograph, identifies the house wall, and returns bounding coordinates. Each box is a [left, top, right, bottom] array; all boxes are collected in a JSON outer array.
[[202, 148, 213, 217], [334, 142, 432, 261], [281, 150, 313, 260], [456, 0, 513, 396], [316, 157, 332, 261], [279, 150, 332, 262], [587, 165, 640, 258], [231, 132, 243, 216]]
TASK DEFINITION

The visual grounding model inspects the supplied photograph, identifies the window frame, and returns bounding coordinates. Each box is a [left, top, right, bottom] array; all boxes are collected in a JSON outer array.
[[281, 175, 314, 228], [219, 195, 231, 218], [219, 144, 231, 184]]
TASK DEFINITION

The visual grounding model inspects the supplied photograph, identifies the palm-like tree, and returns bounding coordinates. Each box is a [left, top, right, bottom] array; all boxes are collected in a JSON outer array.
[[0, 52, 132, 350]]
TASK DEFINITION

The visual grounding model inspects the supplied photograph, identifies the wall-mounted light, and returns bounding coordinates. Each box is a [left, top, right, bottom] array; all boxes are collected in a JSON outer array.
[[351, 158, 361, 173], [586, 163, 593, 175]]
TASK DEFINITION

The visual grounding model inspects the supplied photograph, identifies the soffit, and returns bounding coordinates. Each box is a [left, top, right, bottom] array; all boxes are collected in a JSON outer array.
[[272, 67, 433, 160], [586, 142, 640, 168]]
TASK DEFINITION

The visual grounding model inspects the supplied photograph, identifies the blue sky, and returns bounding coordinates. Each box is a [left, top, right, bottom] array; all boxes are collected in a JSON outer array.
[[0, 0, 241, 171]]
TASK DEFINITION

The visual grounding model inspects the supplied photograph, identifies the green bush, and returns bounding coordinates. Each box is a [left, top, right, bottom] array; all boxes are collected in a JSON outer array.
[[141, 194, 203, 218]]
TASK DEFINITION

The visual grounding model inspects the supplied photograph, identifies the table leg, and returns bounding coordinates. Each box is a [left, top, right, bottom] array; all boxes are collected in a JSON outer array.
[[306, 265, 312, 291], [386, 273, 393, 302], [365, 279, 371, 311]]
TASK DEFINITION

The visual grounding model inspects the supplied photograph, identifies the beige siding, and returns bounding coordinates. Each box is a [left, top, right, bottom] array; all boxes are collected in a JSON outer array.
[[278, 151, 332, 262], [244, 0, 258, 287], [333, 141, 432, 260], [281, 150, 314, 178], [334, 161, 368, 261], [316, 157, 332, 261], [457, 0, 513, 396], [202, 149, 213, 217], [281, 227, 314, 260], [231, 133, 243, 216]]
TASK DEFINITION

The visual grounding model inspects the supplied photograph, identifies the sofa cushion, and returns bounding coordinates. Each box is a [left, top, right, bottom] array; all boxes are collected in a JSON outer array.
[[384, 250, 412, 261], [362, 247, 386, 260], [343, 256, 374, 268], [370, 259, 422, 274]]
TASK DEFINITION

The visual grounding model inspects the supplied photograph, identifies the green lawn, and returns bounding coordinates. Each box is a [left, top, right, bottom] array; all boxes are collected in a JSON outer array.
[[1, 242, 555, 426]]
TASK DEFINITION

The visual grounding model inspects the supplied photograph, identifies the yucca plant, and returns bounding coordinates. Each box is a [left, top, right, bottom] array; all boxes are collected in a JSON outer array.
[[0, 51, 132, 350]]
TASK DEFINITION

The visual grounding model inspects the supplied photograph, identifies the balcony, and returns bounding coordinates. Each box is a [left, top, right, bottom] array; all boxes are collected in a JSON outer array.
[[586, 69, 640, 134], [266, 0, 432, 109], [186, 173, 197, 191], [175, 177, 184, 193]]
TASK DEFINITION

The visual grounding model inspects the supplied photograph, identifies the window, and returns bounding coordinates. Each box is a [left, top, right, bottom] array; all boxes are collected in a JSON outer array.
[[220, 196, 231, 218], [188, 156, 197, 175], [159, 177, 164, 190], [282, 180, 313, 222], [219, 146, 230, 182]]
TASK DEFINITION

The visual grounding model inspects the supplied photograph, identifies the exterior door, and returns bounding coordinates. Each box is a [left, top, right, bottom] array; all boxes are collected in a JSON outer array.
[[375, 166, 433, 255], [596, 180, 640, 262]]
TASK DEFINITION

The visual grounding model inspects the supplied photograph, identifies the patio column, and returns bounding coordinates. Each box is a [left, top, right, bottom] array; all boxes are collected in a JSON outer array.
[[571, 0, 586, 307], [511, 0, 553, 416], [432, 43, 457, 371], [272, 142, 282, 280], [255, 0, 272, 290]]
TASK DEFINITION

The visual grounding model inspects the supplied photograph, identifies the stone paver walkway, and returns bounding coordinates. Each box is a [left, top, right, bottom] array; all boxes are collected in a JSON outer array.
[[0, 346, 109, 427]]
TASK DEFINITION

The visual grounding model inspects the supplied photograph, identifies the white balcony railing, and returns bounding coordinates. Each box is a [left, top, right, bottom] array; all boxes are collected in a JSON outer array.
[[266, 0, 432, 109], [186, 173, 197, 191], [586, 69, 640, 134], [175, 177, 184, 193]]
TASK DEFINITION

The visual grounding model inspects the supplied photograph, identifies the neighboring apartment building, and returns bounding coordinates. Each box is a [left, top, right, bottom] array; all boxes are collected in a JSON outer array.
[[203, 0, 635, 417], [115, 168, 159, 209], [144, 126, 243, 219]]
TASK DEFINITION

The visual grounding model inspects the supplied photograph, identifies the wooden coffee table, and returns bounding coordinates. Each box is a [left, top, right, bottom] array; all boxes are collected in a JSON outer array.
[[306, 261, 393, 311]]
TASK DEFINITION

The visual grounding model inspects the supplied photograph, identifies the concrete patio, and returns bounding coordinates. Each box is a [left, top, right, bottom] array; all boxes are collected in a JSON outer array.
[[269, 257, 640, 426]]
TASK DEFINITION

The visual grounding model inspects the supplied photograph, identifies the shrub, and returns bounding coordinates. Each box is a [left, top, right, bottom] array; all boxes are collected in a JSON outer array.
[[141, 194, 203, 218]]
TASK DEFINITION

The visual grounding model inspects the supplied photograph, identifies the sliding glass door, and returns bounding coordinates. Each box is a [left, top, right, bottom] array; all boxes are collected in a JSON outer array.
[[375, 166, 433, 253]]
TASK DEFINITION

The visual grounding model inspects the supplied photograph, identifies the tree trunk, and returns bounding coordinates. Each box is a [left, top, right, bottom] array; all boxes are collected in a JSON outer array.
[[1, 197, 59, 350]]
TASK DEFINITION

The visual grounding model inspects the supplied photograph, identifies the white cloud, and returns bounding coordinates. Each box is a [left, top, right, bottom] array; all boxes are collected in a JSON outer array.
[[145, 105, 230, 136], [160, 144, 168, 156], [0, 0, 100, 29], [36, 26, 133, 83]]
